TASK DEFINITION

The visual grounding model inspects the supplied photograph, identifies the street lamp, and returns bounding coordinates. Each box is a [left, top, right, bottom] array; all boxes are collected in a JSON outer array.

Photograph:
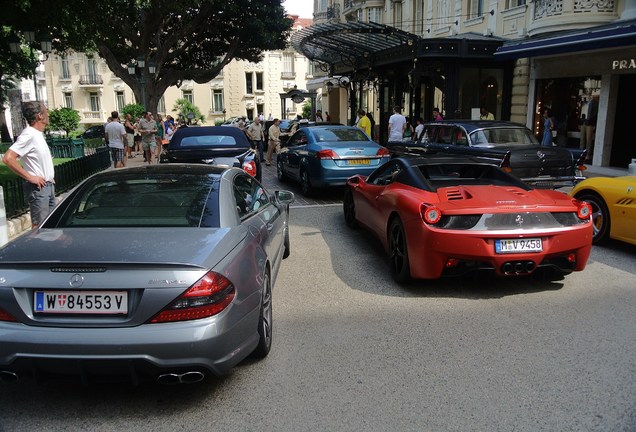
[[8, 31, 51, 101], [127, 56, 156, 110]]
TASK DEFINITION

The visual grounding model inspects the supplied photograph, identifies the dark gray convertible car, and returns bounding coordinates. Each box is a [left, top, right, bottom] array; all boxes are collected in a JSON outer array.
[[161, 126, 262, 181], [0, 164, 294, 384], [387, 120, 587, 189]]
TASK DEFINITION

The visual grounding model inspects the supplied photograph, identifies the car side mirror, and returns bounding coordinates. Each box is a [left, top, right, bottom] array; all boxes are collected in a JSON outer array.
[[276, 190, 295, 205]]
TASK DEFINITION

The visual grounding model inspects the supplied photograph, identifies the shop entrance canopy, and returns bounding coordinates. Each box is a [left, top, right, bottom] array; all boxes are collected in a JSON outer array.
[[291, 21, 419, 75], [494, 19, 636, 60]]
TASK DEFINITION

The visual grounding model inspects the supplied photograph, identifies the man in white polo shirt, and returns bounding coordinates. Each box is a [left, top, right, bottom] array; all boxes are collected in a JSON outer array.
[[2, 101, 55, 228], [105, 111, 127, 168]]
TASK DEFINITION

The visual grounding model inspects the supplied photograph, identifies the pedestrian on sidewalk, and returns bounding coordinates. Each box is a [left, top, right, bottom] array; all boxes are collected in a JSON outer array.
[[266, 118, 281, 166], [139, 111, 157, 163], [2, 101, 55, 229], [124, 113, 136, 159], [105, 111, 127, 168], [247, 116, 265, 162]]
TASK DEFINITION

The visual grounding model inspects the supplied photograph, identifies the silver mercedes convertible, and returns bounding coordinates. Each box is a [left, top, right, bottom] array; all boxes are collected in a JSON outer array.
[[0, 164, 294, 385]]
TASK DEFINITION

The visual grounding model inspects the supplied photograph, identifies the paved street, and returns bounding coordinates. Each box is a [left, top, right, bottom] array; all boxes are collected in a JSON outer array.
[[1, 205, 634, 432]]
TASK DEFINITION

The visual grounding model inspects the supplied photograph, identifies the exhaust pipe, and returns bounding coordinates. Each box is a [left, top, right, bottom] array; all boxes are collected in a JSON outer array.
[[502, 261, 536, 275], [0, 371, 19, 383], [157, 371, 205, 385]]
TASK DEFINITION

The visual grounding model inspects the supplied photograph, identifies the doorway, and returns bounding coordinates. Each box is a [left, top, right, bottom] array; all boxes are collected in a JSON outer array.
[[610, 74, 636, 168]]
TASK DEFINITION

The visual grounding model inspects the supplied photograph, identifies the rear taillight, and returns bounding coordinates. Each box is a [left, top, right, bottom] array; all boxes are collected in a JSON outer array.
[[420, 203, 442, 224], [576, 201, 592, 220], [575, 150, 588, 171], [316, 149, 338, 160], [0, 308, 17, 322], [243, 160, 257, 177], [376, 147, 390, 157], [148, 271, 236, 323]]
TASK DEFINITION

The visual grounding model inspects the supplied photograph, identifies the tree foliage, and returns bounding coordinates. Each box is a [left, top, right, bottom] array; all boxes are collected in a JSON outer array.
[[5, 0, 293, 113], [121, 103, 146, 121], [47, 107, 81, 136], [173, 98, 205, 125]]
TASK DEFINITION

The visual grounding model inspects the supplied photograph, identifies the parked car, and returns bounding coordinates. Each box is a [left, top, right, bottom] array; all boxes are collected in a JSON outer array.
[[570, 175, 636, 245], [160, 126, 262, 181], [343, 157, 593, 282], [386, 120, 587, 189], [277, 125, 391, 196], [0, 164, 295, 384], [81, 124, 105, 139]]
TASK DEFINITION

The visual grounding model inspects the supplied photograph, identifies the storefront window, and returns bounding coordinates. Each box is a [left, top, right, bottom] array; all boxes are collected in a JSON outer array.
[[534, 76, 601, 148]]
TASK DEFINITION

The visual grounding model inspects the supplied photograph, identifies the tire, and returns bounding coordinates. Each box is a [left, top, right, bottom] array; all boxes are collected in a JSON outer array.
[[343, 188, 358, 228], [282, 224, 291, 259], [388, 218, 411, 283], [251, 271, 272, 359], [276, 159, 286, 182], [300, 169, 312, 197], [575, 191, 610, 244]]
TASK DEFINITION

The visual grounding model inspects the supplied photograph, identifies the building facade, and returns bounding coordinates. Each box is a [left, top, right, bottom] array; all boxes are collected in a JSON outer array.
[[301, 0, 636, 168], [40, 16, 313, 129]]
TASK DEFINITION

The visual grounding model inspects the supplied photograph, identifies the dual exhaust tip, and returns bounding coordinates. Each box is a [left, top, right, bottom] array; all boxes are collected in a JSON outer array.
[[156, 371, 205, 385], [502, 261, 536, 275], [0, 370, 205, 385]]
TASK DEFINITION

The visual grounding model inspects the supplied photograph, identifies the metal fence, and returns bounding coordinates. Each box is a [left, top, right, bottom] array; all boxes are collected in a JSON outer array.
[[1, 147, 111, 219]]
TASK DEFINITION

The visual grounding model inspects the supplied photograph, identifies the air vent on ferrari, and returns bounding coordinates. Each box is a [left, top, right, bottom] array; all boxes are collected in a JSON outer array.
[[617, 198, 633, 206], [445, 189, 463, 200], [506, 188, 529, 198]]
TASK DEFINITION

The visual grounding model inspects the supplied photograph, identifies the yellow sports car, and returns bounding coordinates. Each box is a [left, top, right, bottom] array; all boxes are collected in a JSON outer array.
[[570, 176, 636, 245]]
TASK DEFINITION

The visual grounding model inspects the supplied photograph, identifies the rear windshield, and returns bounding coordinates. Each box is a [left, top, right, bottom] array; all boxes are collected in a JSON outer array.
[[48, 173, 220, 228], [417, 163, 530, 190], [176, 135, 246, 148], [313, 128, 370, 142], [469, 128, 538, 148]]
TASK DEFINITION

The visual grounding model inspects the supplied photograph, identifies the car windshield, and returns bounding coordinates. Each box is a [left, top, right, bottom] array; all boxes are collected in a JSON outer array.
[[177, 135, 243, 148], [418, 163, 530, 190], [313, 128, 370, 142], [50, 173, 220, 228], [469, 128, 538, 148]]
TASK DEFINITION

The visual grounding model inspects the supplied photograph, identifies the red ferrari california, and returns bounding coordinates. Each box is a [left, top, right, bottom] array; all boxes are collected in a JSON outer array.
[[343, 157, 593, 282]]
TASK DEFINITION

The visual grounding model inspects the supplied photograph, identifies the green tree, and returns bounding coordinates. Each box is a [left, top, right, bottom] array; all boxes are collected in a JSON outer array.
[[302, 101, 312, 120], [121, 103, 145, 121], [47, 107, 80, 137], [173, 98, 204, 125], [5, 0, 293, 113], [0, 25, 41, 142]]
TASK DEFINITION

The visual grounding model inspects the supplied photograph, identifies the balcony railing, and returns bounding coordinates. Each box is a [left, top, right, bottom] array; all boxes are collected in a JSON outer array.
[[531, 0, 617, 34], [82, 111, 103, 120], [79, 75, 103, 86], [281, 71, 296, 79]]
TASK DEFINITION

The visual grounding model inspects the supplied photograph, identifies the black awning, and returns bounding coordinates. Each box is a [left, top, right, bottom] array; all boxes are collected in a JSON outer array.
[[494, 19, 636, 60], [291, 22, 418, 73]]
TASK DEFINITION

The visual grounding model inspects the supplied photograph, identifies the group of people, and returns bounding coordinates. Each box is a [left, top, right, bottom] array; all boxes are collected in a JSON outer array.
[[242, 115, 282, 166], [387, 106, 429, 142], [105, 112, 177, 167]]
